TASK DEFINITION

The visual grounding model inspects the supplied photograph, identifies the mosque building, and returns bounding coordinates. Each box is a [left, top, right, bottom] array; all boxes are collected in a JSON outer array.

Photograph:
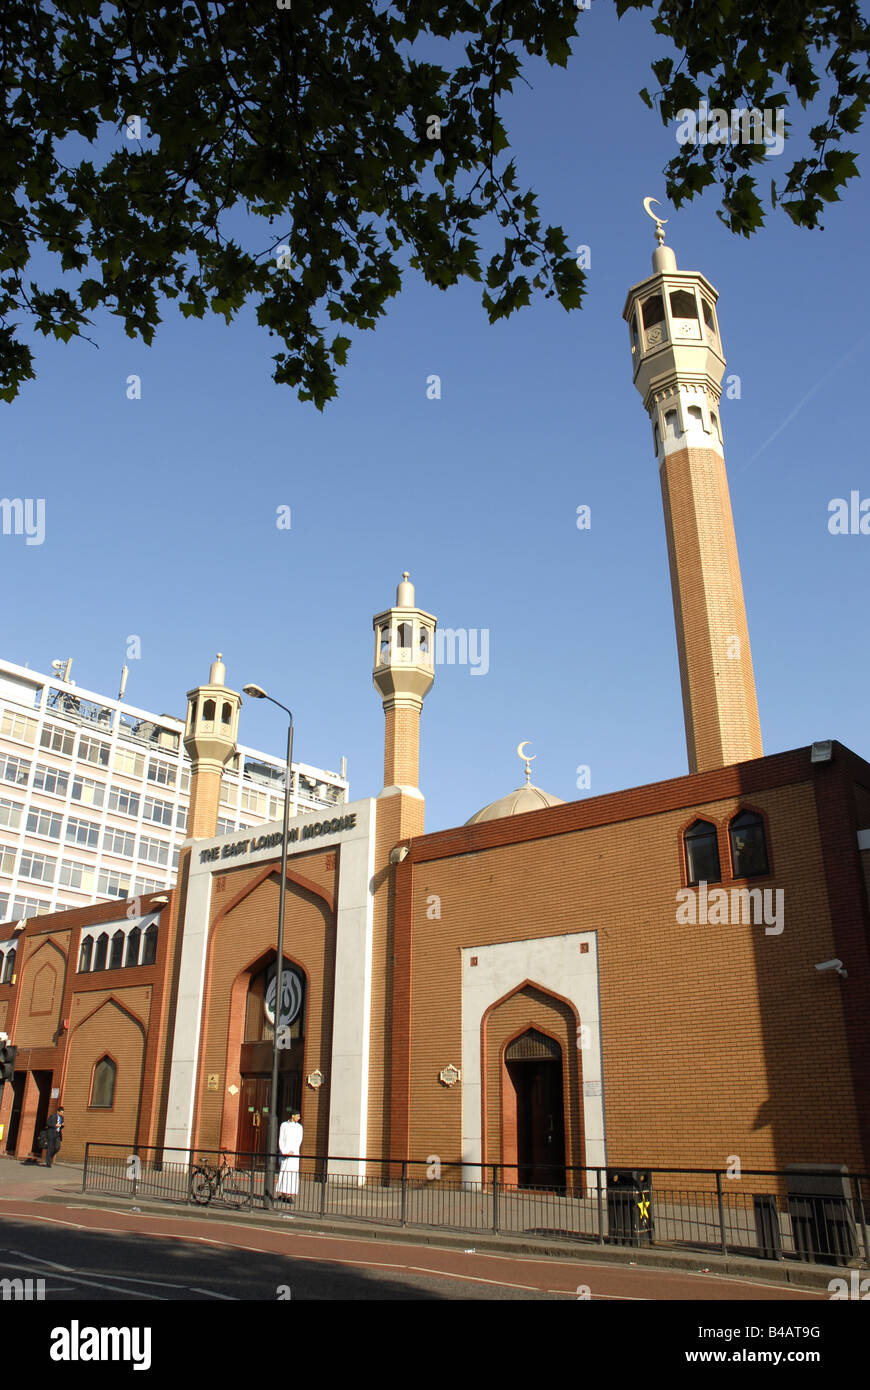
[[1, 223, 869, 1191]]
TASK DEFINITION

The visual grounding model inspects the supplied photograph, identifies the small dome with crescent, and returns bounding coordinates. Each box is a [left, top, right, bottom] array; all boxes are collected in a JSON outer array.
[[466, 742, 565, 825]]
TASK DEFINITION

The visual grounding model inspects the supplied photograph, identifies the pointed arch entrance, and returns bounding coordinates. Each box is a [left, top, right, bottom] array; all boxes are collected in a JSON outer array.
[[235, 958, 306, 1164], [504, 1028, 566, 1189]]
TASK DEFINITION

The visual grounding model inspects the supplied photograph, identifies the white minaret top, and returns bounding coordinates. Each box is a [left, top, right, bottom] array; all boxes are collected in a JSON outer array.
[[209, 652, 226, 686], [396, 571, 415, 607]]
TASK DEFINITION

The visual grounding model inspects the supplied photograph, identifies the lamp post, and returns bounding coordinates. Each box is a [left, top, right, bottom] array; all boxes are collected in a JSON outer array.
[[242, 683, 293, 1209]]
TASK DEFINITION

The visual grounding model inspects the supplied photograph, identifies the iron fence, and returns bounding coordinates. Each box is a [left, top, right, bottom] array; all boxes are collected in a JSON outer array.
[[81, 1145, 870, 1268]]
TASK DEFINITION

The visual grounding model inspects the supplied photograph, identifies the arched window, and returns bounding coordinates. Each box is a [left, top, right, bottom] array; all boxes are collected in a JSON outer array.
[[653, 422, 660, 454], [109, 929, 125, 971], [188, 699, 197, 730], [710, 411, 722, 442], [93, 933, 108, 971], [419, 627, 430, 656], [687, 405, 704, 427], [90, 1055, 116, 1108], [664, 409, 680, 438], [1, 946, 15, 984], [729, 811, 769, 878], [641, 294, 664, 328], [221, 701, 232, 725], [702, 299, 716, 333], [670, 289, 698, 321], [245, 961, 305, 1043], [684, 820, 721, 885], [77, 937, 92, 973], [629, 314, 640, 354], [125, 926, 141, 967], [142, 923, 158, 966], [202, 699, 216, 722], [397, 622, 412, 649], [379, 625, 390, 664]]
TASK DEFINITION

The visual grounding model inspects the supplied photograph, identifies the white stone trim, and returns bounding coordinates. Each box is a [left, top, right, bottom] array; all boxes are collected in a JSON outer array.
[[460, 932, 605, 1181], [164, 798, 376, 1165]]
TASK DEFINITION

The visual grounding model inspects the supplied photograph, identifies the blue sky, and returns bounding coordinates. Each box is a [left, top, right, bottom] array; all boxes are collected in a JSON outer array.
[[4, 4, 869, 832]]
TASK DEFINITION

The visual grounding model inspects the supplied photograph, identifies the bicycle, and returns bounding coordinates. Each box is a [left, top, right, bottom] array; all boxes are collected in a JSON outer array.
[[189, 1152, 253, 1210]]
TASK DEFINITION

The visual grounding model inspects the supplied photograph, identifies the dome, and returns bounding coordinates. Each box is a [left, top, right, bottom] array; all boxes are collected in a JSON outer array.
[[466, 782, 565, 825]]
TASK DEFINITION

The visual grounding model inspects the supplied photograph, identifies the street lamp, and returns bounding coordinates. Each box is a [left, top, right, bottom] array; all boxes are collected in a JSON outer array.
[[243, 683, 294, 1209]]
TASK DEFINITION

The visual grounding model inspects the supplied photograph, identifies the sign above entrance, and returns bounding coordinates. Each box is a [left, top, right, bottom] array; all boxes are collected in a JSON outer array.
[[199, 812, 358, 865]]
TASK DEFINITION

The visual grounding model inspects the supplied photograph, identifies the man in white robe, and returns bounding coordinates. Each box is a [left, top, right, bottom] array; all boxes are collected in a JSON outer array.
[[276, 1111, 303, 1205]]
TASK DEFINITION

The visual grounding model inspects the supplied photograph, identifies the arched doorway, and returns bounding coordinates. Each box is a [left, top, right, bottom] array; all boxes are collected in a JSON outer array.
[[505, 1029, 566, 1189], [236, 960, 305, 1165]]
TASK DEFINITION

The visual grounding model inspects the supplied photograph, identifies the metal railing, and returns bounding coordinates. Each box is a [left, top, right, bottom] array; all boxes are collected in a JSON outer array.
[[81, 1146, 870, 1268]]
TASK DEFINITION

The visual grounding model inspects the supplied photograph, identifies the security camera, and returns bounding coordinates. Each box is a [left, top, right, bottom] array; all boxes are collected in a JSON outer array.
[[815, 959, 847, 978]]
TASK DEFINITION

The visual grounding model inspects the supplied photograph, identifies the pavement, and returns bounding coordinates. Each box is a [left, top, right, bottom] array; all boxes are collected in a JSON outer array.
[[0, 1152, 856, 1293]]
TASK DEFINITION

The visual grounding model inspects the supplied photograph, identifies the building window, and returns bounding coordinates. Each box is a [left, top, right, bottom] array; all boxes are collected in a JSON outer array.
[[1, 711, 37, 744], [103, 827, 135, 858], [78, 936, 93, 972], [397, 622, 412, 649], [0, 844, 17, 875], [684, 819, 721, 885], [221, 702, 232, 725], [0, 797, 23, 830], [0, 755, 31, 786], [66, 816, 100, 848], [143, 796, 173, 827], [729, 811, 769, 878], [26, 808, 63, 840], [71, 774, 105, 808], [39, 723, 75, 756], [108, 787, 140, 817], [98, 869, 131, 898], [1, 946, 15, 983], [79, 736, 111, 768], [109, 930, 125, 970], [702, 298, 716, 332], [19, 849, 56, 884], [90, 1056, 116, 1108], [216, 817, 234, 835], [664, 408, 680, 437], [138, 835, 169, 867], [147, 759, 176, 787], [112, 747, 145, 778], [125, 927, 141, 967], [33, 764, 69, 798], [93, 932, 108, 971], [59, 861, 96, 893], [202, 699, 216, 722], [141, 923, 158, 966]]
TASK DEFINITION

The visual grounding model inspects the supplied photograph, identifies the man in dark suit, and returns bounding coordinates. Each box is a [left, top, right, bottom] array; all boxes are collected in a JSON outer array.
[[43, 1105, 64, 1167]]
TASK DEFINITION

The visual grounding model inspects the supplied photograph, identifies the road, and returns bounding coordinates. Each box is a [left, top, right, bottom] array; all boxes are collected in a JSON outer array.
[[0, 1198, 829, 1301]]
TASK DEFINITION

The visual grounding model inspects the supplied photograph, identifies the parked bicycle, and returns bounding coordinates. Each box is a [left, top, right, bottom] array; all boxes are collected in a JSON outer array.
[[189, 1152, 253, 1210]]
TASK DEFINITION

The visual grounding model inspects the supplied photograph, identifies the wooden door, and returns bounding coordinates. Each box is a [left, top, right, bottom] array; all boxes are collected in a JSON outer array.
[[509, 1058, 566, 1190], [236, 1076, 270, 1166]]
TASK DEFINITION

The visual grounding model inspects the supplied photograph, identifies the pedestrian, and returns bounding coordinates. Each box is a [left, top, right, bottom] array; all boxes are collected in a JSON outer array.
[[43, 1105, 64, 1167], [275, 1110, 303, 1206]]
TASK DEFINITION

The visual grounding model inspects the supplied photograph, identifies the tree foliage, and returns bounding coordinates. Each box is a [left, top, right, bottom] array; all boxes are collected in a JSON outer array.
[[0, 1, 866, 405]]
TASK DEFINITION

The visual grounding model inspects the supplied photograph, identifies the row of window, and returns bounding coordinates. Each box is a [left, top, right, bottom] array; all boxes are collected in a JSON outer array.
[[2, 797, 181, 854], [0, 817, 177, 865], [78, 924, 159, 973], [684, 810, 769, 885], [0, 844, 166, 897], [1, 711, 187, 788], [0, 775, 187, 833]]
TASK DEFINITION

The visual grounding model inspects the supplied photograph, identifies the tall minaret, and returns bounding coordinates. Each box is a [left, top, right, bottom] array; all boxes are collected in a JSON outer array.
[[623, 207, 763, 773], [184, 653, 242, 839], [372, 573, 436, 798]]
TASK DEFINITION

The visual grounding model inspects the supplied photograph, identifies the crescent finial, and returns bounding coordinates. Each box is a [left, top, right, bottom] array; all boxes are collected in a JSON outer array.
[[642, 196, 669, 246], [516, 741, 536, 785]]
